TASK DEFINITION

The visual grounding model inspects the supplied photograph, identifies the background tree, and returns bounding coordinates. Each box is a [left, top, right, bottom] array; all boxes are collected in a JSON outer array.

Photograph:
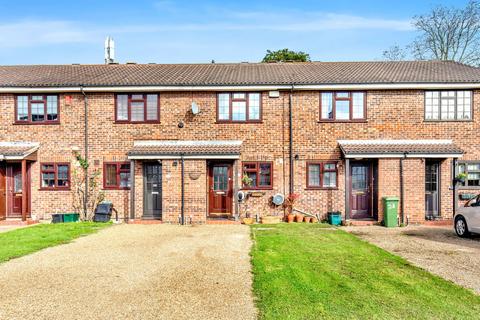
[[382, 45, 407, 61], [262, 49, 311, 62], [383, 1, 480, 66]]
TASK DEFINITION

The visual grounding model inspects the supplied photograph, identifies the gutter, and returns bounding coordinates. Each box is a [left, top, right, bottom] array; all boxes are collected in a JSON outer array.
[[2, 82, 480, 93], [81, 86, 89, 220]]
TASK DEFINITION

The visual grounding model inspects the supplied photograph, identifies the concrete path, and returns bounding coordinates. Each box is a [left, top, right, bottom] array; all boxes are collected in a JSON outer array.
[[345, 225, 480, 294], [0, 224, 256, 320]]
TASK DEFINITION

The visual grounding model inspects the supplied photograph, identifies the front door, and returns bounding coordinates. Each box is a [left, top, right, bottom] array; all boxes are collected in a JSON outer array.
[[6, 164, 23, 217], [0, 163, 6, 220], [143, 162, 162, 219], [208, 162, 233, 218], [350, 162, 372, 219], [425, 160, 440, 219]]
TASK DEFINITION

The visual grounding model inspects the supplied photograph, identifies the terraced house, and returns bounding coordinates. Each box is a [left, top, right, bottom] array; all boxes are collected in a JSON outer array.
[[0, 61, 479, 225]]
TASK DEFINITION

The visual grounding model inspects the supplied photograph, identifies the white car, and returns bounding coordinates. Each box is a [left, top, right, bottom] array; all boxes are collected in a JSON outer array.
[[455, 194, 480, 237]]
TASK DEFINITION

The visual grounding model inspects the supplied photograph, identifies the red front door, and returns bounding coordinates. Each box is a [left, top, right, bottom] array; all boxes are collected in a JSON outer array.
[[350, 162, 372, 219], [208, 162, 233, 217], [0, 164, 6, 220], [7, 164, 23, 217]]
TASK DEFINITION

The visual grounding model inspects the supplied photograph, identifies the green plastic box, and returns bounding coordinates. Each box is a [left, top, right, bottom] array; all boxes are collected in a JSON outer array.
[[63, 213, 80, 223], [383, 197, 399, 228], [328, 211, 342, 226]]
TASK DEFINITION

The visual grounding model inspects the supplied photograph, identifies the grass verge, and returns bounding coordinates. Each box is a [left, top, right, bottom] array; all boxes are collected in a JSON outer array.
[[251, 223, 480, 319], [0, 222, 111, 263]]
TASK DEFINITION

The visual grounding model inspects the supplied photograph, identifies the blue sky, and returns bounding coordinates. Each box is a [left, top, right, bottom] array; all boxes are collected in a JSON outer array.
[[0, 0, 469, 64]]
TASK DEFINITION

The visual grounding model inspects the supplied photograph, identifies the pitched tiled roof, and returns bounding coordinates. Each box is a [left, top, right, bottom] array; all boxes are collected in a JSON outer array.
[[0, 142, 39, 159], [128, 140, 242, 158], [0, 61, 479, 87], [338, 140, 463, 158]]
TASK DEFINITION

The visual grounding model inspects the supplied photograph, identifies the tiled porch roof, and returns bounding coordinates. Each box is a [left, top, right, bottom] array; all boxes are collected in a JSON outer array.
[[128, 140, 242, 159], [0, 142, 39, 160], [338, 140, 463, 158]]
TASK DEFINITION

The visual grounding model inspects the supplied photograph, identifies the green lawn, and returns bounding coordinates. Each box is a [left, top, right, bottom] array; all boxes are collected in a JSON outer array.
[[251, 223, 480, 320], [0, 222, 111, 263]]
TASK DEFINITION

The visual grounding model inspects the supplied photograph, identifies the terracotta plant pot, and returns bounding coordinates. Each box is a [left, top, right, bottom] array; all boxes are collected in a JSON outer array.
[[311, 217, 318, 223], [304, 216, 312, 223], [286, 214, 295, 223], [295, 214, 304, 222], [242, 217, 254, 225]]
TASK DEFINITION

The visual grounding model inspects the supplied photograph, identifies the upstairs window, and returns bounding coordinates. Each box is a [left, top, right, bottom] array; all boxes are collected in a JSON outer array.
[[307, 162, 338, 189], [242, 162, 272, 189], [104, 162, 131, 189], [40, 163, 70, 190], [320, 92, 366, 121], [115, 94, 159, 123], [425, 91, 472, 121], [217, 93, 261, 122], [15, 95, 59, 124]]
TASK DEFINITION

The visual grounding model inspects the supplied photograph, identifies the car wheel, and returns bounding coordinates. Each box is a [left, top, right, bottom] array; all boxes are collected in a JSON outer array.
[[455, 216, 470, 238]]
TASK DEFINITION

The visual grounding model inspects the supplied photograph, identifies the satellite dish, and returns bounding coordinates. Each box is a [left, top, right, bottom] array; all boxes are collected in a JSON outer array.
[[272, 193, 285, 206], [237, 190, 246, 202], [191, 102, 200, 115]]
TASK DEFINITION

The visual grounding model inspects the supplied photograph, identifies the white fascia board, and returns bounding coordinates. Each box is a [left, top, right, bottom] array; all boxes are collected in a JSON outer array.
[[2, 82, 480, 93], [344, 153, 463, 159], [128, 154, 240, 160]]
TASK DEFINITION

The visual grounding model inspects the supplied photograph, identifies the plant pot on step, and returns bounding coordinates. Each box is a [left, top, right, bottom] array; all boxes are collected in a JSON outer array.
[[295, 214, 304, 222], [304, 216, 312, 223], [286, 214, 295, 223], [311, 217, 318, 223], [242, 217, 254, 225]]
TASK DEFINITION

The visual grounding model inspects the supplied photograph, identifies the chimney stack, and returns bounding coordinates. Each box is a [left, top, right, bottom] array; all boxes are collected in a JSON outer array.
[[104, 36, 115, 64]]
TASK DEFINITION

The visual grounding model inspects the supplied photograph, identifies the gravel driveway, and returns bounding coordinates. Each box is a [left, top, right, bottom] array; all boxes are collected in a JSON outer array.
[[0, 224, 256, 320], [345, 225, 480, 294]]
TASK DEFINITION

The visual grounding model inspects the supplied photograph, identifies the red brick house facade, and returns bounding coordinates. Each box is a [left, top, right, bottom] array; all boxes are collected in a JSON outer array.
[[0, 61, 479, 225]]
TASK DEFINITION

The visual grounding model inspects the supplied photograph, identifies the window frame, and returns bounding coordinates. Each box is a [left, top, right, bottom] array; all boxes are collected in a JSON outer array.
[[306, 161, 339, 189], [39, 162, 70, 190], [103, 162, 131, 190], [241, 161, 273, 190], [424, 90, 473, 122], [319, 91, 367, 122], [114, 93, 160, 124], [457, 161, 480, 189], [14, 94, 60, 125], [216, 92, 263, 123]]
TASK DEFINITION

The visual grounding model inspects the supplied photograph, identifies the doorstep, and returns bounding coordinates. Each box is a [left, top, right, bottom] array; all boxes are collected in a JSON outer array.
[[0, 218, 39, 226], [126, 219, 163, 225], [422, 219, 453, 227], [207, 219, 241, 225], [344, 219, 377, 226]]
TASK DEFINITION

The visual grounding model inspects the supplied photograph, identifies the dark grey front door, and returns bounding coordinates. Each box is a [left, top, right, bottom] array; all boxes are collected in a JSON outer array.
[[425, 160, 440, 219], [143, 163, 162, 219]]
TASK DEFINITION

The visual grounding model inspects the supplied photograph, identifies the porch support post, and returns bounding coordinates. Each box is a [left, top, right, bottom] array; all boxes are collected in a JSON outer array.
[[345, 158, 350, 220], [21, 159, 27, 222], [130, 160, 135, 220]]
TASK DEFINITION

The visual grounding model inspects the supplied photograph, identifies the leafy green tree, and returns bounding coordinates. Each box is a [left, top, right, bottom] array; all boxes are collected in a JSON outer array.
[[262, 49, 311, 62]]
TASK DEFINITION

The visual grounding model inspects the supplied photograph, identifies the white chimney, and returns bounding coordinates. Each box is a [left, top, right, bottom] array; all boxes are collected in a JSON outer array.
[[104, 36, 115, 64]]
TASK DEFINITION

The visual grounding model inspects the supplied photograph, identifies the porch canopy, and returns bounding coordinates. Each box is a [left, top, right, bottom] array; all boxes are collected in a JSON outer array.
[[0, 142, 39, 161], [338, 140, 464, 158], [127, 140, 242, 160]]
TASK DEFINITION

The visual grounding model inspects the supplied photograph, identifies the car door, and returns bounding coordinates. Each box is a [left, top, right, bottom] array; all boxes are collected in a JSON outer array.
[[469, 196, 480, 233]]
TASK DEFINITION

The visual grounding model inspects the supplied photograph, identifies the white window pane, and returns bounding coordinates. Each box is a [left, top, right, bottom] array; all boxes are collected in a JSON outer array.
[[248, 93, 260, 120], [232, 101, 246, 121], [116, 95, 128, 120], [308, 164, 320, 186], [146, 94, 158, 121], [31, 95, 43, 101], [31, 103, 45, 122], [335, 100, 350, 120], [131, 101, 144, 121], [336, 92, 349, 98], [352, 92, 364, 119], [47, 96, 58, 121], [131, 94, 143, 100], [17, 96, 28, 121], [321, 92, 333, 119], [218, 93, 230, 120], [232, 93, 246, 99], [323, 172, 337, 187]]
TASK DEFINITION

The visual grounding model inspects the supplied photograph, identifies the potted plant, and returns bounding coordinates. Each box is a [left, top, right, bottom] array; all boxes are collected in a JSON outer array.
[[241, 174, 254, 224], [304, 216, 312, 223], [455, 172, 467, 184], [284, 193, 300, 223]]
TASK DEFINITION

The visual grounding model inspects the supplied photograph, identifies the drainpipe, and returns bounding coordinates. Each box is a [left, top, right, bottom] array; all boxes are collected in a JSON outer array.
[[453, 158, 458, 218], [399, 152, 407, 225], [81, 86, 89, 220], [180, 154, 185, 225], [289, 85, 294, 194]]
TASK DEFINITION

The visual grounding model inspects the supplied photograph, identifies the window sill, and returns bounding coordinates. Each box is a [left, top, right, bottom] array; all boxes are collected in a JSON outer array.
[[424, 120, 473, 123], [39, 187, 71, 191], [242, 187, 273, 191], [305, 187, 339, 190], [457, 186, 480, 190], [114, 121, 161, 124], [13, 122, 60, 125], [317, 120, 367, 123], [103, 187, 131, 191], [216, 121, 263, 124]]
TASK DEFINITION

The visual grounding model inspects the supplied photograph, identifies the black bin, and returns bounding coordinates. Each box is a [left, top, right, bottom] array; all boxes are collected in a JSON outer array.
[[93, 203, 113, 222], [51, 214, 64, 224]]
